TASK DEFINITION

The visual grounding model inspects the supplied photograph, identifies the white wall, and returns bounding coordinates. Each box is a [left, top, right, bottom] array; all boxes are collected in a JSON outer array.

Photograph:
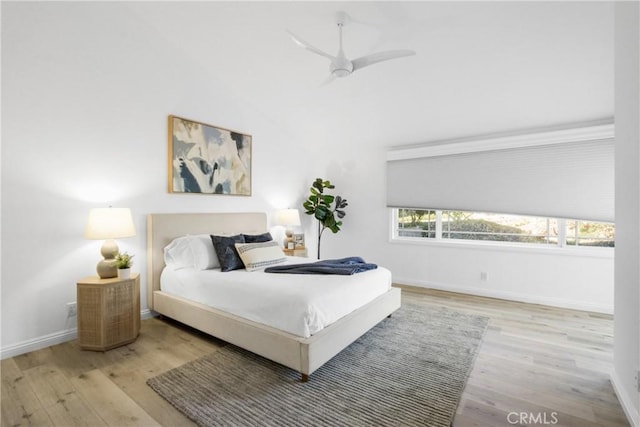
[[1, 2, 616, 358], [0, 2, 324, 356], [389, 243, 613, 313], [613, 3, 640, 426]]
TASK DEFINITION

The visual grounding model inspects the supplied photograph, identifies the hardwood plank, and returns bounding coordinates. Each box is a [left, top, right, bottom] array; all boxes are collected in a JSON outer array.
[[69, 369, 160, 426], [47, 341, 120, 378], [466, 373, 598, 421], [1, 358, 47, 426], [454, 398, 515, 427], [42, 392, 107, 427], [20, 365, 106, 426], [13, 347, 55, 372], [104, 367, 196, 426], [1, 406, 54, 427], [23, 365, 77, 409]]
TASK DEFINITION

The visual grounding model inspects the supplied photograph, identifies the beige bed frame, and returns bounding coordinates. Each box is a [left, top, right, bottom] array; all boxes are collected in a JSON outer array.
[[147, 212, 401, 381]]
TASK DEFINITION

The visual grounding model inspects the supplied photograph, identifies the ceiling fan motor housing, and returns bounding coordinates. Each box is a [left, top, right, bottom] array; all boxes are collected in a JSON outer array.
[[331, 56, 354, 77]]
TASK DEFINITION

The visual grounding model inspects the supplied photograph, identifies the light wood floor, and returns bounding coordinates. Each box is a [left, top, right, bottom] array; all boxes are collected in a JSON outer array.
[[1, 288, 630, 427]]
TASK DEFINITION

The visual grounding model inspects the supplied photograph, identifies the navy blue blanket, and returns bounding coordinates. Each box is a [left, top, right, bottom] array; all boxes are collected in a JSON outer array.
[[264, 256, 378, 275]]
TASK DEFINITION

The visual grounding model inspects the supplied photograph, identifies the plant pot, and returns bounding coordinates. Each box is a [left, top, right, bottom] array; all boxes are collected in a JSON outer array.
[[117, 268, 131, 279]]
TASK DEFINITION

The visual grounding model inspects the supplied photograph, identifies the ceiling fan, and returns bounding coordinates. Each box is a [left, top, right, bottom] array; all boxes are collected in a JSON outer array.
[[288, 11, 416, 81]]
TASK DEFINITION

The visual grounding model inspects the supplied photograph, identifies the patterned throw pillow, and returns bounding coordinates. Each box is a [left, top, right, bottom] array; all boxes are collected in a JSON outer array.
[[234, 241, 287, 272]]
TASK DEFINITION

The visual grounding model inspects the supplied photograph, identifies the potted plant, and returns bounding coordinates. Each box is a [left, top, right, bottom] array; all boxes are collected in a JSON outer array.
[[115, 252, 134, 279], [303, 178, 348, 259]]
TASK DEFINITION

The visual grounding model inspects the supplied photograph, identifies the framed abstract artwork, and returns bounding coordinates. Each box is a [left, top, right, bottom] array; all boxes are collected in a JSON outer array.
[[168, 115, 252, 195]]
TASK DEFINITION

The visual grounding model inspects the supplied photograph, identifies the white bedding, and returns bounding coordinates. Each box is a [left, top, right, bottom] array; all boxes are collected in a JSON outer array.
[[160, 257, 392, 338]]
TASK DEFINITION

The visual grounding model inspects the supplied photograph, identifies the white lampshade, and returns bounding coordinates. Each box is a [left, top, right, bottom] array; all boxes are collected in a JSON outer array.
[[85, 208, 136, 240], [276, 208, 301, 227]]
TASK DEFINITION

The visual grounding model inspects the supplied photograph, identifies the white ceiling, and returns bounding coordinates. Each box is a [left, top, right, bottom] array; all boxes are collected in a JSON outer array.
[[133, 1, 613, 149]]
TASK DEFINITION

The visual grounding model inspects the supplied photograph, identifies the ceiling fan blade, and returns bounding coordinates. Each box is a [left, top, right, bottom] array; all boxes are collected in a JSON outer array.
[[319, 74, 336, 87], [287, 30, 335, 60], [351, 49, 416, 71]]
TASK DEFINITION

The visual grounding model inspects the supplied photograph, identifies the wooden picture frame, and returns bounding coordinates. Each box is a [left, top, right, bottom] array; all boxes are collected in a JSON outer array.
[[293, 233, 305, 248], [168, 115, 252, 195]]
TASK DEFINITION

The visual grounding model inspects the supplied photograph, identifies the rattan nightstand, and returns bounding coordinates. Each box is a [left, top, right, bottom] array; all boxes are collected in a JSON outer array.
[[77, 273, 140, 351]]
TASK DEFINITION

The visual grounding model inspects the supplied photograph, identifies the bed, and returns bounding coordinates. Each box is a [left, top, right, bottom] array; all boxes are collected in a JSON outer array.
[[147, 212, 401, 381]]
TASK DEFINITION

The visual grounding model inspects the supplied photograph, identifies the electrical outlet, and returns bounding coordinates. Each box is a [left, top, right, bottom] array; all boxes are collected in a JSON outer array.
[[66, 302, 77, 317], [636, 370, 640, 392], [480, 272, 488, 281]]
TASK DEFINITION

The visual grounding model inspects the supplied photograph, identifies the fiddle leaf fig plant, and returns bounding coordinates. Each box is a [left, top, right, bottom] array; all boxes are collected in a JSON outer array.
[[303, 178, 348, 259]]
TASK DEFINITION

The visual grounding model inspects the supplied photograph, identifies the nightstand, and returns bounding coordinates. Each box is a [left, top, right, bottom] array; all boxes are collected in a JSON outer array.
[[77, 273, 140, 351], [283, 247, 308, 257]]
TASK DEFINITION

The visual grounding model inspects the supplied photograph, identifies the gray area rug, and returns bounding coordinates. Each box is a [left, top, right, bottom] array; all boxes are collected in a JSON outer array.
[[147, 303, 488, 427]]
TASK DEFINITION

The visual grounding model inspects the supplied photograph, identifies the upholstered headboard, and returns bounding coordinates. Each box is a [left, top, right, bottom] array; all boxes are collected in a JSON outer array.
[[146, 212, 268, 310]]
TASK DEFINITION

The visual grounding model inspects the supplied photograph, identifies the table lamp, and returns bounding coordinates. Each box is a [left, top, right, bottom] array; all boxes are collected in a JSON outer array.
[[276, 208, 301, 249], [85, 207, 136, 278]]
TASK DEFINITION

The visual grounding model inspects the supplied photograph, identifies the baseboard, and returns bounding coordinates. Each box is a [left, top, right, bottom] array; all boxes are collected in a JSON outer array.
[[393, 277, 614, 314], [0, 328, 78, 360], [141, 308, 155, 320], [611, 370, 640, 427], [1, 309, 155, 360]]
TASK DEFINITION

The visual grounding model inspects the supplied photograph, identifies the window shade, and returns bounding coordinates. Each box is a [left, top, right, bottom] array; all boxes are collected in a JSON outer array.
[[386, 137, 614, 222]]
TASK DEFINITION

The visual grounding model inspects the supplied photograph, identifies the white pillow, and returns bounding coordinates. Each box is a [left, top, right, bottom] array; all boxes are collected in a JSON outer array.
[[164, 234, 220, 270], [164, 236, 194, 269], [234, 241, 287, 272]]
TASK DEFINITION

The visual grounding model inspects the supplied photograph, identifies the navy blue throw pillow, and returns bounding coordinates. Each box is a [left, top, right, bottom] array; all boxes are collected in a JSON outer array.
[[211, 234, 246, 272], [243, 232, 273, 243]]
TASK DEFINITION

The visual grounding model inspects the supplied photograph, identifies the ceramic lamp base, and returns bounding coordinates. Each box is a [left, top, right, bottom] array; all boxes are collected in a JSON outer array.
[[97, 259, 117, 279], [97, 239, 119, 279]]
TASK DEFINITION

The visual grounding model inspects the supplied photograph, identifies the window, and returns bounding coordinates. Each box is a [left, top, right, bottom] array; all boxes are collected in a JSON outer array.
[[565, 220, 615, 247], [394, 208, 614, 248], [397, 209, 436, 239], [441, 211, 559, 245]]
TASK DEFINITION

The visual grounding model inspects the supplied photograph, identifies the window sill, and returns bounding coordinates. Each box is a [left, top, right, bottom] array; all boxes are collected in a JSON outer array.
[[389, 236, 614, 259]]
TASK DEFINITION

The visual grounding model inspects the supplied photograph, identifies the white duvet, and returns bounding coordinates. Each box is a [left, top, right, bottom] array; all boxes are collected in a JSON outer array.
[[160, 257, 392, 338]]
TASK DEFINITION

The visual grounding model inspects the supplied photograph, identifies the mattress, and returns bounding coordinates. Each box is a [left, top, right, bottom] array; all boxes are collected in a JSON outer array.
[[160, 257, 392, 338]]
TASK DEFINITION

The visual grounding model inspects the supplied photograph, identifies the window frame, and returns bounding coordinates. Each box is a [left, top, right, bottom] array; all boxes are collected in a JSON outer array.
[[389, 208, 614, 258]]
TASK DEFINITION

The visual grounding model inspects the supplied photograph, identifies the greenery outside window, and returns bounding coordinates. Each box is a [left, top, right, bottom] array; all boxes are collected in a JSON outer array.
[[397, 209, 437, 239], [394, 208, 614, 248], [565, 220, 615, 247]]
